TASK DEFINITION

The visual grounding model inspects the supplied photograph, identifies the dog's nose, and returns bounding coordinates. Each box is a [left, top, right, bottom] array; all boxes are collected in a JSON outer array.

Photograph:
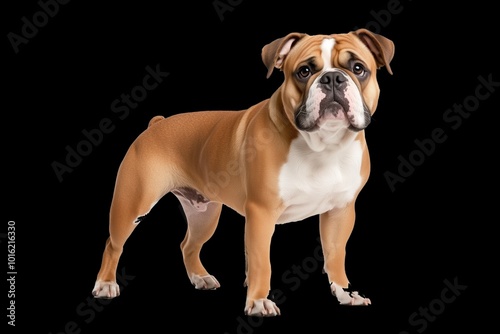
[[319, 71, 347, 91]]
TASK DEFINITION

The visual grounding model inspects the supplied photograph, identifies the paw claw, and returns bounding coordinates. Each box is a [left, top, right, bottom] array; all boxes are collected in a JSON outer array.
[[245, 298, 281, 317], [92, 281, 120, 299], [191, 274, 220, 290], [330, 282, 371, 306]]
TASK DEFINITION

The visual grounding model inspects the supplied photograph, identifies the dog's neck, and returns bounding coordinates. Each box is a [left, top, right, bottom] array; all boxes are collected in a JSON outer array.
[[300, 125, 361, 153], [268, 88, 298, 141]]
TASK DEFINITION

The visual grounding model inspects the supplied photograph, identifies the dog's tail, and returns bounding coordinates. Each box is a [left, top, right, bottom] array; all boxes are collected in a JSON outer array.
[[148, 115, 165, 128]]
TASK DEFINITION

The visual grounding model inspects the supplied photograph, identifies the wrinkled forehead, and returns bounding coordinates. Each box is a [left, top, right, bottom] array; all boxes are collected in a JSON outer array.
[[285, 33, 375, 71]]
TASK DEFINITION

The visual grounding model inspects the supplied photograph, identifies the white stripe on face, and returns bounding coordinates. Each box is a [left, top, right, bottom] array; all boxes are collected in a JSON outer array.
[[297, 38, 338, 131], [294, 38, 337, 131], [320, 38, 335, 71], [318, 37, 368, 130]]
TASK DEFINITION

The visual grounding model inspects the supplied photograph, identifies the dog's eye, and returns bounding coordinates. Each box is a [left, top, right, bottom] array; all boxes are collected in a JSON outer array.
[[352, 62, 366, 76], [297, 66, 312, 80]]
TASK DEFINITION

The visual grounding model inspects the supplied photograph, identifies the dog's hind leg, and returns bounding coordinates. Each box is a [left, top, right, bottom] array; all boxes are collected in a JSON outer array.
[[173, 188, 223, 290], [92, 141, 173, 299]]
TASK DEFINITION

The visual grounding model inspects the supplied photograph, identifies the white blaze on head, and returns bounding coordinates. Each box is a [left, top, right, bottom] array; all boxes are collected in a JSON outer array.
[[320, 38, 335, 71], [317, 37, 368, 130], [300, 38, 336, 128]]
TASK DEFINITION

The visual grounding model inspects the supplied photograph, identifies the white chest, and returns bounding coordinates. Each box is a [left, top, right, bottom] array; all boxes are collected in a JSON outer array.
[[277, 136, 364, 224]]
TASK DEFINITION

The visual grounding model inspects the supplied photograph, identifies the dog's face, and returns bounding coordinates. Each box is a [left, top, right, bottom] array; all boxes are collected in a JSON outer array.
[[262, 29, 394, 139]]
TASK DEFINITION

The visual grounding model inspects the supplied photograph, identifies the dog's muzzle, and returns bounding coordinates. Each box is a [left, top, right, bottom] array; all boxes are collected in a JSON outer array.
[[295, 70, 371, 132]]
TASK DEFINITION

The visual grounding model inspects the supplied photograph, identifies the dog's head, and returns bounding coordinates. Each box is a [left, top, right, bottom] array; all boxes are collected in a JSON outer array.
[[262, 29, 394, 142]]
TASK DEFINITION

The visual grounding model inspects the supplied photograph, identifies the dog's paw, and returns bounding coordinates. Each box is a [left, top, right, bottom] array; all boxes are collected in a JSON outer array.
[[244, 298, 281, 317], [330, 282, 371, 306], [92, 280, 120, 299], [191, 274, 220, 290]]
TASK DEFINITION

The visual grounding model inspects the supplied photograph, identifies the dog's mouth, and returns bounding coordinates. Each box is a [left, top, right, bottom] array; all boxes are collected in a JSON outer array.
[[295, 70, 372, 133], [295, 97, 370, 132]]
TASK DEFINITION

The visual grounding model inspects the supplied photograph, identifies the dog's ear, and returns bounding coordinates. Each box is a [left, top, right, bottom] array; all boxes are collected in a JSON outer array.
[[352, 28, 395, 75], [262, 32, 306, 79]]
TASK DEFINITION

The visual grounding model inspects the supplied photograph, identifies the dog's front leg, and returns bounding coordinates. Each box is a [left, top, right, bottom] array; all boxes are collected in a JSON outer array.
[[320, 204, 371, 306], [243, 202, 281, 317]]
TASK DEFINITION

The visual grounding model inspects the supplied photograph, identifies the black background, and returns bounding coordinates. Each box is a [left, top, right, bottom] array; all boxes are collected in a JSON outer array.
[[4, 0, 498, 333]]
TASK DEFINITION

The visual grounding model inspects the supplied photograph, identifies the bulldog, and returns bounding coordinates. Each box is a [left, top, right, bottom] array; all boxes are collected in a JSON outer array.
[[92, 28, 395, 317]]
